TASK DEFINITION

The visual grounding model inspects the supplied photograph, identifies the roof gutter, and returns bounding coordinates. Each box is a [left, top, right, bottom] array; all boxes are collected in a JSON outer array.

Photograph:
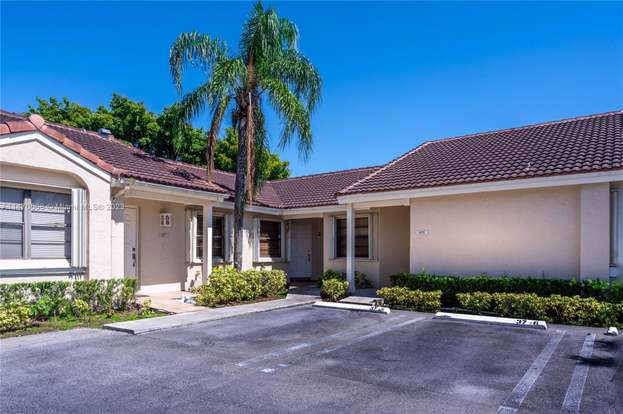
[[114, 178, 227, 204], [336, 169, 623, 204]]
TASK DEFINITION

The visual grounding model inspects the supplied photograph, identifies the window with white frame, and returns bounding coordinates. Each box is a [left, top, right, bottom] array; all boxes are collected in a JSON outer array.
[[0, 187, 72, 259], [333, 215, 375, 259], [259, 219, 282, 259], [194, 213, 226, 261]]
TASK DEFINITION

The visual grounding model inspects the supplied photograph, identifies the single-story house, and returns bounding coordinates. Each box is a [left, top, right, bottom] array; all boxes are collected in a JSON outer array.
[[1, 109, 621, 293]]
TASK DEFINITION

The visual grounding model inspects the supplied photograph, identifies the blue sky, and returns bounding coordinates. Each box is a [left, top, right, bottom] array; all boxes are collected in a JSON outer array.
[[2, 1, 622, 176]]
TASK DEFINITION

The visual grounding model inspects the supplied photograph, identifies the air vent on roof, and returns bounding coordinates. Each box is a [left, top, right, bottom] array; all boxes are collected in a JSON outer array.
[[98, 128, 112, 138]]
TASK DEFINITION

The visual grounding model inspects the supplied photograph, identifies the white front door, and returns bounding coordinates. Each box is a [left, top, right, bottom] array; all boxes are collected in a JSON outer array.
[[289, 221, 313, 278], [123, 207, 138, 278]]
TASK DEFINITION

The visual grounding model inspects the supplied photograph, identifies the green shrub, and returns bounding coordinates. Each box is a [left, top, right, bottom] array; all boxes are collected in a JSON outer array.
[[321, 279, 349, 302], [0, 278, 138, 321], [0, 304, 31, 332], [194, 267, 288, 307], [259, 269, 288, 297], [377, 287, 442, 312], [72, 299, 90, 318], [317, 269, 372, 289], [139, 299, 156, 317], [390, 272, 623, 306], [492, 293, 546, 320], [456, 292, 492, 313], [455, 291, 623, 327], [30, 295, 55, 320]]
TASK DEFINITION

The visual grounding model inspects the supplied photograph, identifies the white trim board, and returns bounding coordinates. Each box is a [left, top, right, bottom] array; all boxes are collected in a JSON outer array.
[[337, 170, 623, 204], [1, 131, 112, 182], [118, 179, 227, 204]]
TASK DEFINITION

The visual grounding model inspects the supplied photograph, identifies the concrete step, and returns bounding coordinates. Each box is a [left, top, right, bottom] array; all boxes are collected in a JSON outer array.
[[339, 296, 384, 306]]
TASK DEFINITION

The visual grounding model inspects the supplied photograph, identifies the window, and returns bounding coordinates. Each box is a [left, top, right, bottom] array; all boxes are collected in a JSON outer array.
[[195, 214, 225, 260], [259, 220, 281, 258], [335, 216, 370, 259], [212, 216, 224, 258], [0, 187, 71, 260]]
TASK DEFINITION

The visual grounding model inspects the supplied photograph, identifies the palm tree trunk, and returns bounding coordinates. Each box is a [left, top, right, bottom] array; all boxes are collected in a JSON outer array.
[[233, 107, 249, 270], [205, 98, 228, 182]]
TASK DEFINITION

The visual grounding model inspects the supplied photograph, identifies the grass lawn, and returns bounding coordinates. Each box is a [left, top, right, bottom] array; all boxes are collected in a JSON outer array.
[[0, 310, 169, 339]]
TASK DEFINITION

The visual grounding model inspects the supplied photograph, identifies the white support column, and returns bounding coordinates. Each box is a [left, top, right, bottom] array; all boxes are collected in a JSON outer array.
[[346, 203, 356, 294], [203, 204, 213, 283]]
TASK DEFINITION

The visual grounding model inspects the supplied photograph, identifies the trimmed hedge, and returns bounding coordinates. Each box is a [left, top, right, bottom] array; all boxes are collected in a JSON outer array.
[[377, 287, 442, 312], [193, 267, 287, 307], [317, 269, 373, 289], [0, 278, 138, 316], [390, 272, 623, 307], [0, 278, 138, 332], [457, 292, 623, 327], [321, 279, 349, 302], [0, 304, 30, 332]]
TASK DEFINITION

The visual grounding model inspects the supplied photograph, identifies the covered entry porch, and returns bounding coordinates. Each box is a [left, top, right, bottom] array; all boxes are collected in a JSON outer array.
[[284, 200, 411, 291], [116, 179, 227, 294]]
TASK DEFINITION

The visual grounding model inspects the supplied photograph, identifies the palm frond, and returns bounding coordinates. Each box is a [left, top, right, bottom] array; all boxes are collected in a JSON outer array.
[[260, 77, 312, 160], [261, 49, 321, 111], [169, 32, 227, 93]]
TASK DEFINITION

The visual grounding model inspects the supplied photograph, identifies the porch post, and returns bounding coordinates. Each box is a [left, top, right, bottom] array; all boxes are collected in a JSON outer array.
[[346, 203, 356, 294], [203, 203, 213, 283]]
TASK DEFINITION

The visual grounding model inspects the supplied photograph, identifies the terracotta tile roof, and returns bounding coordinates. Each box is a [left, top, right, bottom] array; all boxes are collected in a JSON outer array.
[[340, 110, 623, 196], [269, 166, 381, 208], [0, 110, 228, 194], [3, 109, 621, 207], [0, 110, 375, 207]]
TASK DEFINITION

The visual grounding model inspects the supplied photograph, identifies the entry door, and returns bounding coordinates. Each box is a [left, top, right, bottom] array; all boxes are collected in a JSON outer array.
[[290, 221, 313, 278], [123, 207, 138, 278]]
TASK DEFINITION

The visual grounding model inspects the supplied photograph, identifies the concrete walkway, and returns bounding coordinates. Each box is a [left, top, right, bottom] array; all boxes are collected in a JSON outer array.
[[104, 293, 319, 335], [137, 290, 207, 314]]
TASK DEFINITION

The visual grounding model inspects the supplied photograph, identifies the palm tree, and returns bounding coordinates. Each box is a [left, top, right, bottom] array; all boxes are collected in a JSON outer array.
[[170, 1, 321, 270]]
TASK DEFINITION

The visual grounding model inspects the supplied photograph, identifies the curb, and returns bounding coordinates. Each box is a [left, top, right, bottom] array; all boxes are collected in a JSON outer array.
[[103, 299, 316, 335], [434, 312, 547, 330], [312, 301, 391, 314]]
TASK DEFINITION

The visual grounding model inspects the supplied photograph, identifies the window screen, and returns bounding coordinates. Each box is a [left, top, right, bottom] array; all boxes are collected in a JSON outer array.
[[259, 220, 281, 258], [0, 187, 71, 260]]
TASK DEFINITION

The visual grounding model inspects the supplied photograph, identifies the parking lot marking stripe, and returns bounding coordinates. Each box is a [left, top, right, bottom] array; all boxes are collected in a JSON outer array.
[[313, 317, 425, 357], [236, 316, 423, 369], [496, 330, 566, 414], [560, 333, 596, 414]]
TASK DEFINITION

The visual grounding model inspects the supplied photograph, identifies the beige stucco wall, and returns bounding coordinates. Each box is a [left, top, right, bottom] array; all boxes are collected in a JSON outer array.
[[378, 206, 410, 286], [0, 133, 115, 281], [309, 218, 324, 278], [124, 197, 188, 291], [579, 183, 611, 279], [408, 186, 608, 279]]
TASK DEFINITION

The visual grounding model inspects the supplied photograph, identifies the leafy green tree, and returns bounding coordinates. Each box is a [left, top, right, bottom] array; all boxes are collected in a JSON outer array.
[[28, 95, 158, 150], [107, 94, 160, 150], [215, 128, 290, 180], [28, 97, 113, 131], [154, 103, 207, 164], [170, 1, 321, 268]]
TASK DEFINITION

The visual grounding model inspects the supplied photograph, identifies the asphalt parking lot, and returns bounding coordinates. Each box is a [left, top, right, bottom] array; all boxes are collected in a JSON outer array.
[[1, 305, 621, 413]]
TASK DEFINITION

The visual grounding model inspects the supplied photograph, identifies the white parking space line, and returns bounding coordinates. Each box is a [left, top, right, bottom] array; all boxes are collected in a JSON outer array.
[[313, 317, 424, 357], [560, 333, 596, 414], [496, 330, 566, 414], [236, 315, 420, 370]]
